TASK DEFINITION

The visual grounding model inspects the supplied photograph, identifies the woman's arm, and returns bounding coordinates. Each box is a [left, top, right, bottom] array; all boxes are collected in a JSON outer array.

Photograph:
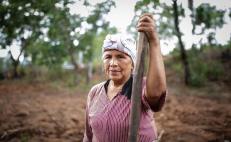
[[83, 86, 98, 142], [137, 13, 167, 110], [83, 106, 93, 142]]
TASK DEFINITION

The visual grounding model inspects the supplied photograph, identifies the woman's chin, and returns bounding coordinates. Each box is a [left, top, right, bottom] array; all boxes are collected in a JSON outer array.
[[109, 75, 122, 81]]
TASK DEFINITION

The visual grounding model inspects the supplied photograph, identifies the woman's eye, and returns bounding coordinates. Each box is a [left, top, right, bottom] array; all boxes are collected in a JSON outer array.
[[117, 55, 125, 58], [104, 56, 111, 59]]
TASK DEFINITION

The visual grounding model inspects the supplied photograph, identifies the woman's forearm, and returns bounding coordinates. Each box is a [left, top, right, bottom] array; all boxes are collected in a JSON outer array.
[[146, 41, 167, 105]]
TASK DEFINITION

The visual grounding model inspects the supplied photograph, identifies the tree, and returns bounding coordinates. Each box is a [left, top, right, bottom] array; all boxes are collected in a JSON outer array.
[[76, 0, 116, 83], [194, 3, 225, 34], [132, 0, 227, 85], [0, 0, 116, 81], [173, 0, 191, 85], [188, 0, 195, 34], [131, 0, 190, 84], [128, 1, 177, 40], [38, 0, 116, 83], [47, 2, 81, 71], [0, 0, 64, 78]]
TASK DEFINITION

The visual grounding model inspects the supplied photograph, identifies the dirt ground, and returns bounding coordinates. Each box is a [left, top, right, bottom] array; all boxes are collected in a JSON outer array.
[[0, 79, 231, 142]]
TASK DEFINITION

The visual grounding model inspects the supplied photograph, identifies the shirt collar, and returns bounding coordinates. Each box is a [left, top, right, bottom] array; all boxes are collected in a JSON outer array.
[[104, 75, 133, 99]]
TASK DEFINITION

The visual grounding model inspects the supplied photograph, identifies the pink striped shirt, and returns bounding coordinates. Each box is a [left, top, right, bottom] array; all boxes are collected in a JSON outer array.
[[83, 77, 166, 142]]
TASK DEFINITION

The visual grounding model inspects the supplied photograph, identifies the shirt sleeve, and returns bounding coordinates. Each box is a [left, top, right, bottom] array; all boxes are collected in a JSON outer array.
[[141, 77, 167, 112], [83, 106, 93, 142], [83, 85, 98, 142]]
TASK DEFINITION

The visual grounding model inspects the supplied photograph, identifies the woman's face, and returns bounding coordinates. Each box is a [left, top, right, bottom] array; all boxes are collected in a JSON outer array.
[[103, 49, 133, 84]]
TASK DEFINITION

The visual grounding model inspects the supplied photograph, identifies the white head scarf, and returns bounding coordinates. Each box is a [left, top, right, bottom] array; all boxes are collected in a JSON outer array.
[[102, 33, 137, 64]]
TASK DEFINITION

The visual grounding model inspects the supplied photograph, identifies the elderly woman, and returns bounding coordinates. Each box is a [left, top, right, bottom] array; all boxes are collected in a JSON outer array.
[[83, 13, 167, 142]]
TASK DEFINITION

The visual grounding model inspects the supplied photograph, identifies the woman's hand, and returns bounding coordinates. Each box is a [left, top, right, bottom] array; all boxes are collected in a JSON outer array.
[[136, 13, 160, 47]]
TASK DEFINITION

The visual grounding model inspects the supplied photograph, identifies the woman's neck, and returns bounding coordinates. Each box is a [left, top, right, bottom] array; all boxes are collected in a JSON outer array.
[[110, 75, 131, 88], [109, 81, 123, 90]]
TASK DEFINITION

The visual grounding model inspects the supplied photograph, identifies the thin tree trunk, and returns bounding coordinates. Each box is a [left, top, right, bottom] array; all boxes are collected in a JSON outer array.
[[10, 56, 19, 78], [188, 0, 195, 34], [9, 38, 26, 79], [173, 0, 191, 85], [86, 61, 93, 84], [68, 47, 79, 73], [68, 47, 82, 84]]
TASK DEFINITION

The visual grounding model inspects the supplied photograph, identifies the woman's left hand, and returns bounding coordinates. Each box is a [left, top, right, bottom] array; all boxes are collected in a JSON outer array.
[[136, 13, 159, 47]]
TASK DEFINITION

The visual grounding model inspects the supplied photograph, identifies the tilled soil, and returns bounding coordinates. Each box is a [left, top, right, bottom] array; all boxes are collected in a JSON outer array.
[[0, 81, 230, 142]]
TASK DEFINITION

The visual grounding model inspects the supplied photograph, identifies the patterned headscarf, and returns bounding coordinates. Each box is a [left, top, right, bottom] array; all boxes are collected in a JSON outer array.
[[102, 33, 136, 64]]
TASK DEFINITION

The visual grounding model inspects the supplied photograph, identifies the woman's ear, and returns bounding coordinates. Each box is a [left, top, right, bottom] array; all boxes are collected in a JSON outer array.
[[131, 64, 134, 72]]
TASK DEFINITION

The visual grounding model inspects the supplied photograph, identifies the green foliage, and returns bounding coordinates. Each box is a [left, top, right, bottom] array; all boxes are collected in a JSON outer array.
[[229, 8, 231, 18], [79, 0, 115, 63], [166, 48, 182, 72], [133, 1, 227, 42], [195, 4, 225, 29], [189, 59, 224, 87], [206, 61, 224, 81], [169, 43, 228, 87], [135, 0, 160, 11], [133, 0, 228, 86], [0, 0, 71, 78], [189, 57, 208, 87], [0, 0, 60, 47], [131, 1, 186, 40], [0, 59, 4, 79], [92, 29, 117, 66], [20, 133, 30, 142], [158, 4, 176, 37], [27, 40, 67, 66], [21, 65, 101, 93], [1, 0, 116, 80], [171, 45, 226, 87], [46, 66, 67, 81]]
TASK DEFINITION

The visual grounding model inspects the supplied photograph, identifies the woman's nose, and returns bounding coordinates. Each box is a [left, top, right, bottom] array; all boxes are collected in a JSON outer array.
[[109, 58, 118, 66]]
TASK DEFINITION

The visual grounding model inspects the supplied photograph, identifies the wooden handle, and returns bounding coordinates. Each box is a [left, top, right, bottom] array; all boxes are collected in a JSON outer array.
[[128, 32, 148, 142]]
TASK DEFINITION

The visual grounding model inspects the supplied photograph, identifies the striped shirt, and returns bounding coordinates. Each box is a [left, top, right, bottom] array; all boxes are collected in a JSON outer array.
[[83, 76, 166, 142]]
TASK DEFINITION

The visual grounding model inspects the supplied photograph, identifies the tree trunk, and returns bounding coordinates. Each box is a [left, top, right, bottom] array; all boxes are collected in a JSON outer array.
[[12, 59, 19, 78], [9, 38, 26, 79], [9, 52, 20, 78], [86, 61, 93, 84], [68, 47, 79, 73], [68, 46, 84, 84], [188, 0, 195, 34], [173, 0, 191, 85]]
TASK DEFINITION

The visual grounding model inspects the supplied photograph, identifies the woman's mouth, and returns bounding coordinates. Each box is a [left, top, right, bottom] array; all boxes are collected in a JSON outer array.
[[110, 69, 120, 72], [109, 70, 120, 75]]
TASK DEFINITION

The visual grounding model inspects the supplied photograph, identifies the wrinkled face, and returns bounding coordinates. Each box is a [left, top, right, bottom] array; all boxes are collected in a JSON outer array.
[[103, 49, 133, 83]]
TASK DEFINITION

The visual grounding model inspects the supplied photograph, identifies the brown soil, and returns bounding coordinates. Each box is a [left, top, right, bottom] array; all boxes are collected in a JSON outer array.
[[0, 79, 230, 142]]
